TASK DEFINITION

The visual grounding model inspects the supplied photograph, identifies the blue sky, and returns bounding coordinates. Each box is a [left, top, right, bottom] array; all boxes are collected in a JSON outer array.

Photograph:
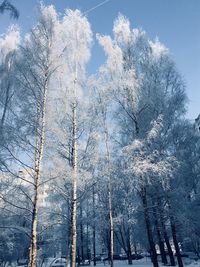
[[0, 0, 199, 120]]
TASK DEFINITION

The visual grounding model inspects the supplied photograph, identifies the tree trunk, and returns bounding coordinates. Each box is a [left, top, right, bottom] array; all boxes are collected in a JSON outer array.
[[127, 227, 132, 265], [93, 186, 96, 266], [86, 198, 90, 262], [170, 217, 183, 267], [80, 204, 84, 262], [71, 95, 78, 267], [66, 197, 71, 267], [109, 189, 114, 267], [157, 224, 168, 265], [102, 109, 114, 267], [158, 199, 175, 266], [153, 207, 168, 265], [141, 187, 159, 267], [161, 219, 175, 266], [77, 248, 81, 266], [28, 173, 39, 267], [28, 73, 48, 267], [0, 82, 11, 129]]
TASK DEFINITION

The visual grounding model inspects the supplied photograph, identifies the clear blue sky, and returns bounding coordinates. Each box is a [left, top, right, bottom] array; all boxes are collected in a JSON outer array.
[[0, 0, 199, 120]]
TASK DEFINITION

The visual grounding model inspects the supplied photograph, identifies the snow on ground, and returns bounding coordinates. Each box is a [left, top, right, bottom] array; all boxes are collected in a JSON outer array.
[[11, 258, 200, 267], [102, 259, 153, 267], [94, 259, 200, 267]]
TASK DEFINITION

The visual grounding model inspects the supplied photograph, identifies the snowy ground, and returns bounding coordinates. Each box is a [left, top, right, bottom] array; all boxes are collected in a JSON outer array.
[[10, 257, 200, 267], [93, 259, 200, 267]]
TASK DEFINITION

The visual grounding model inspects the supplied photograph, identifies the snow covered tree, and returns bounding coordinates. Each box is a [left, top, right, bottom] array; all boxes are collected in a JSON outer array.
[[15, 5, 61, 267], [0, 26, 20, 170], [0, 6, 198, 267], [45, 9, 92, 267], [97, 14, 187, 267]]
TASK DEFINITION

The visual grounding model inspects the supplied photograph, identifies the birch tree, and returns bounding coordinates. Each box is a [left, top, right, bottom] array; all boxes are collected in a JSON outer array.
[[16, 5, 60, 267], [46, 10, 92, 267]]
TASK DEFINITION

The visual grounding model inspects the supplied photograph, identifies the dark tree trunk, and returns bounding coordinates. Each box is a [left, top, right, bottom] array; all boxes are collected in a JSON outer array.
[[127, 247, 132, 265], [86, 198, 90, 262], [167, 199, 183, 267], [162, 223, 175, 266], [153, 206, 168, 265], [157, 223, 168, 265], [0, 82, 10, 129], [141, 187, 159, 267], [108, 190, 114, 267], [158, 199, 175, 266], [170, 217, 183, 267], [80, 204, 84, 262], [127, 227, 132, 265], [77, 247, 81, 265], [93, 186, 96, 266]]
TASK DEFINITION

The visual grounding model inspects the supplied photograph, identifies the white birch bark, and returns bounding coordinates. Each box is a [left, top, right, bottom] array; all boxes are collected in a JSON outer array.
[[103, 115, 114, 267], [70, 62, 78, 267], [28, 72, 48, 267]]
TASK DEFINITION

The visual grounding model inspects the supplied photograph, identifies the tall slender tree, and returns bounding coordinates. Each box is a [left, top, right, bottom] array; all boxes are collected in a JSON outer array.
[[47, 10, 92, 267], [16, 6, 60, 267]]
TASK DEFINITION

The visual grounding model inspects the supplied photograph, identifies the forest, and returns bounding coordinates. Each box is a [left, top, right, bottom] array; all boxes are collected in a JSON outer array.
[[0, 3, 200, 267]]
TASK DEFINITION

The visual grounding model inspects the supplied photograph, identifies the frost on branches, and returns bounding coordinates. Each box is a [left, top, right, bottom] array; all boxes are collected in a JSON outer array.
[[0, 6, 199, 267]]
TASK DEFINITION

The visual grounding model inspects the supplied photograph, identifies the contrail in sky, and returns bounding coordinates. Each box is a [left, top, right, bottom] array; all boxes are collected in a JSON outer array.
[[83, 0, 110, 15]]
